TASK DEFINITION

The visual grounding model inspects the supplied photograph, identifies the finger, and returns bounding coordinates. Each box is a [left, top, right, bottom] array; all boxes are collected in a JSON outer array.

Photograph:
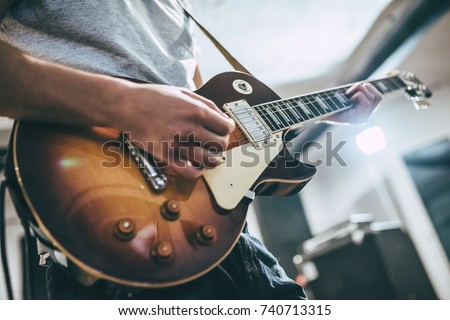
[[182, 91, 236, 135], [177, 144, 223, 169], [345, 83, 362, 97], [191, 127, 229, 152], [175, 127, 229, 152], [362, 83, 383, 105], [346, 83, 375, 102], [348, 91, 370, 108], [203, 110, 235, 137], [183, 89, 227, 118], [161, 143, 205, 180], [182, 96, 235, 136], [347, 92, 372, 123], [169, 157, 205, 180]]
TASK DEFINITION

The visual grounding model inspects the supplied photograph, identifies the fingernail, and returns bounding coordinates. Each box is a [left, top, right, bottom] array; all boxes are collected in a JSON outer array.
[[212, 156, 225, 165]]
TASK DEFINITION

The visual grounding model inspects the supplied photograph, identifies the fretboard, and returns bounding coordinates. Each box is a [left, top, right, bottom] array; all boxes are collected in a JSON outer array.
[[253, 75, 406, 132]]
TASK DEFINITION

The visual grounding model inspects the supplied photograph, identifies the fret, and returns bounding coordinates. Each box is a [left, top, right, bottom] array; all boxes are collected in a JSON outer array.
[[284, 101, 302, 124], [372, 80, 390, 94], [386, 77, 402, 91], [282, 101, 301, 124], [333, 89, 351, 109], [246, 74, 407, 136], [295, 98, 313, 120], [276, 101, 294, 127], [322, 91, 341, 111], [285, 98, 303, 123], [267, 103, 285, 129], [312, 99, 326, 115], [274, 102, 294, 126], [391, 76, 405, 89], [269, 102, 289, 129], [370, 76, 405, 95], [286, 99, 304, 122], [267, 102, 287, 128], [303, 95, 320, 117], [314, 93, 331, 115], [255, 105, 278, 131], [383, 79, 395, 92], [384, 78, 397, 92], [259, 104, 280, 131], [299, 96, 317, 117], [315, 94, 332, 112], [302, 96, 322, 117], [262, 112, 278, 132]]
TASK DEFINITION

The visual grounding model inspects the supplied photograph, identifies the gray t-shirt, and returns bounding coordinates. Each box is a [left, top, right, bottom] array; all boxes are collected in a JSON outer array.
[[1, 0, 198, 89]]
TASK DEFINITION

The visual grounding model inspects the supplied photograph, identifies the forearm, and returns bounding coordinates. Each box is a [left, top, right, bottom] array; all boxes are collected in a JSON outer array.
[[0, 40, 129, 128], [0, 40, 235, 180]]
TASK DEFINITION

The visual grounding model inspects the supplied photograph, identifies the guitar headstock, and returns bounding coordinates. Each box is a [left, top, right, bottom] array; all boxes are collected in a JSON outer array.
[[397, 71, 432, 110]]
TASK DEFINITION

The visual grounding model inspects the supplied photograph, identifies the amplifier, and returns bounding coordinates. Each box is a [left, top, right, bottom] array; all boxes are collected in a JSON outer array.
[[294, 214, 437, 299]]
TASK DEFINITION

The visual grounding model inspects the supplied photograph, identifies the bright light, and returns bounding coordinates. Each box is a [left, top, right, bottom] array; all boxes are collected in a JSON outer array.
[[58, 158, 81, 168], [355, 125, 387, 155]]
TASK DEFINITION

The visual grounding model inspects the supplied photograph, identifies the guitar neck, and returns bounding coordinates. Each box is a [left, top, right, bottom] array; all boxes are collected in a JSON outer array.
[[252, 74, 406, 132]]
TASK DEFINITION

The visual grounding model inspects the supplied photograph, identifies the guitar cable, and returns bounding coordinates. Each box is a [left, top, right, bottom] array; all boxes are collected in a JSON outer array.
[[0, 178, 14, 300], [21, 216, 33, 300]]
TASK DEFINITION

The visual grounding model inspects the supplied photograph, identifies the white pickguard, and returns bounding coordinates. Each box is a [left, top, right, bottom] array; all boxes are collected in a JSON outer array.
[[203, 135, 283, 210]]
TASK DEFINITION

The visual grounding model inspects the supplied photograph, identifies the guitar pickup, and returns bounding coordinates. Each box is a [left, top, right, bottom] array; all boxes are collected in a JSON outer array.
[[224, 99, 276, 149]]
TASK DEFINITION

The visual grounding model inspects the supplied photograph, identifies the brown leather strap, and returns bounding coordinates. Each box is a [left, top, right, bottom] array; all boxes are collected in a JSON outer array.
[[180, 3, 252, 75]]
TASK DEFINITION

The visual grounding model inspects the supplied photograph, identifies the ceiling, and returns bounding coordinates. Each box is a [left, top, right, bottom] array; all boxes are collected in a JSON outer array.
[[191, 0, 392, 87], [191, 0, 450, 93]]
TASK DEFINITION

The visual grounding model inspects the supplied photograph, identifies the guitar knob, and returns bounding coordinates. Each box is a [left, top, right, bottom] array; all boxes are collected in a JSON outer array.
[[114, 218, 136, 240], [160, 200, 180, 221], [196, 225, 216, 245], [152, 241, 173, 263]]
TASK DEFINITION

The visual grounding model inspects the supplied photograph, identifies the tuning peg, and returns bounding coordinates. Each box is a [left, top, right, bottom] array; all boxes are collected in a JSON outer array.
[[399, 71, 432, 109], [412, 98, 430, 110], [405, 86, 417, 96]]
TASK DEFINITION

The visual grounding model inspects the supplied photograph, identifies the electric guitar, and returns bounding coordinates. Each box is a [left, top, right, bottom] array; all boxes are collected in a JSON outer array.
[[6, 71, 431, 288]]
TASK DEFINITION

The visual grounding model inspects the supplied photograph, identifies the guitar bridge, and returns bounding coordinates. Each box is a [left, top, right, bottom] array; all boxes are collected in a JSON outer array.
[[123, 135, 168, 192]]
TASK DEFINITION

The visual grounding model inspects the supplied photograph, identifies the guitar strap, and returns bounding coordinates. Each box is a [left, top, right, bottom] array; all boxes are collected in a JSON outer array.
[[179, 2, 253, 75]]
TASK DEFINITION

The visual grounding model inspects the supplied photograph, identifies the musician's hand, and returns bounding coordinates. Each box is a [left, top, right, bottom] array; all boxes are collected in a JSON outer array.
[[116, 83, 235, 180], [323, 83, 382, 124]]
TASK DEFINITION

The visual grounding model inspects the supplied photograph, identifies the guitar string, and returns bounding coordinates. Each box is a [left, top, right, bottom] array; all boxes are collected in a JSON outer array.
[[222, 88, 359, 127], [219, 77, 404, 130], [220, 87, 350, 118], [224, 76, 403, 120]]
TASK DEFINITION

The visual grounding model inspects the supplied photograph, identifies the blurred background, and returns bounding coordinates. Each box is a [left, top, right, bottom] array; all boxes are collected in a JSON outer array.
[[1, 0, 450, 299]]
